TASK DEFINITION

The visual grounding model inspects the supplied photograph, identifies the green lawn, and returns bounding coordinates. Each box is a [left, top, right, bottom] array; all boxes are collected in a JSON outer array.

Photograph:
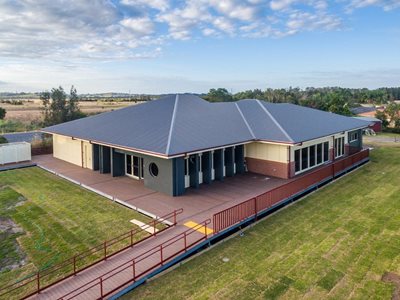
[[124, 146, 400, 300], [0, 167, 150, 293]]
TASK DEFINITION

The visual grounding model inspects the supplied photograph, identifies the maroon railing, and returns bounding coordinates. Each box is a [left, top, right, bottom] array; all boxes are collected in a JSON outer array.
[[0, 209, 183, 300], [213, 148, 369, 233], [57, 219, 212, 300]]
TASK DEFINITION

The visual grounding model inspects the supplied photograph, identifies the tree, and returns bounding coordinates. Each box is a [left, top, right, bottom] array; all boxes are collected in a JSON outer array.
[[203, 88, 233, 102], [41, 86, 85, 126], [384, 102, 400, 127], [0, 107, 6, 120], [375, 110, 389, 128]]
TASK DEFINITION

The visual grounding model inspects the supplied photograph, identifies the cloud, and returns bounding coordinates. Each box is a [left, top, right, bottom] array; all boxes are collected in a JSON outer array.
[[346, 0, 400, 11], [0, 0, 398, 63]]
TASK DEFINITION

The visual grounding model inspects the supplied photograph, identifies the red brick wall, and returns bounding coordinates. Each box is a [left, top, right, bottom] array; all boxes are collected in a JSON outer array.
[[245, 157, 290, 179]]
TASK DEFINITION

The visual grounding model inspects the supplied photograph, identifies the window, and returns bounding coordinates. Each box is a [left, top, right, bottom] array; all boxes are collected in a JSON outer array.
[[294, 141, 330, 175], [301, 147, 308, 170], [149, 163, 159, 177], [323, 142, 329, 162], [317, 144, 322, 164], [349, 131, 358, 142], [335, 137, 345, 158], [309, 145, 316, 167], [295, 149, 300, 172]]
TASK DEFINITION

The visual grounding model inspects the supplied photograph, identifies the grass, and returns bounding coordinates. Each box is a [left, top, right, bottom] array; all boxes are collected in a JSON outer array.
[[123, 145, 400, 300], [0, 167, 151, 295]]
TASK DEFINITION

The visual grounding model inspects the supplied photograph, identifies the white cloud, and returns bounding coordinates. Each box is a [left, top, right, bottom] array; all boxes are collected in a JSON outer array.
[[120, 17, 155, 35], [347, 0, 400, 11], [0, 0, 397, 63]]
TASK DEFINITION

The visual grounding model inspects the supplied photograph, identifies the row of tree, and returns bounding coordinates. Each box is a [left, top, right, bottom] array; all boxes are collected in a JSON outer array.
[[203, 87, 400, 116]]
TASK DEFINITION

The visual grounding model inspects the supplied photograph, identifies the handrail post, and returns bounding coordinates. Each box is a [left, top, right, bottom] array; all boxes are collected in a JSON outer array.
[[174, 210, 177, 225], [73, 255, 77, 275], [153, 219, 156, 236], [160, 245, 163, 265], [132, 259, 136, 280], [104, 241, 107, 260], [37, 271, 40, 293], [100, 277, 103, 298], [184, 232, 187, 251], [130, 229, 133, 247]]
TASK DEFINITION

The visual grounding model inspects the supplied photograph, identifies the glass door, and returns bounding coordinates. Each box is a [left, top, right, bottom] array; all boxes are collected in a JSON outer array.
[[125, 154, 143, 179], [126, 155, 132, 176]]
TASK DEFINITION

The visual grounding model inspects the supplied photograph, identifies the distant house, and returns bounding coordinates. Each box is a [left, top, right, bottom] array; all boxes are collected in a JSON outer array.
[[350, 106, 377, 117], [43, 94, 370, 196], [353, 116, 382, 133]]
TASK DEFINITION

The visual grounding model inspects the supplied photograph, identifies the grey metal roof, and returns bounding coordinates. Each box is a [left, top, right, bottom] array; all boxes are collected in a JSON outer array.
[[43, 94, 370, 157], [350, 106, 376, 114], [353, 116, 382, 123]]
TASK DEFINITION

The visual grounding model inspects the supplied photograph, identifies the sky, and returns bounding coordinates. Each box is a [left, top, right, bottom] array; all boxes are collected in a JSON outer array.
[[0, 0, 399, 94]]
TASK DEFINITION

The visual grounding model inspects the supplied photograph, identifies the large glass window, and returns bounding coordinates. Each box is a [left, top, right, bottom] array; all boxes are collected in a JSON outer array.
[[295, 149, 300, 172], [317, 144, 322, 164], [309, 145, 316, 167], [294, 140, 331, 175], [301, 147, 308, 170], [323, 142, 329, 162], [335, 137, 345, 158]]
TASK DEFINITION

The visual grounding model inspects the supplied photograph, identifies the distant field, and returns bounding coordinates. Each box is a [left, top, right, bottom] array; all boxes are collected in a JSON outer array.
[[0, 167, 150, 295], [0, 100, 138, 123], [123, 145, 400, 300]]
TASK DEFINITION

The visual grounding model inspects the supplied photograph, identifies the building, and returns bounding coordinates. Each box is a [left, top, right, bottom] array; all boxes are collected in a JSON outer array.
[[42, 94, 369, 196], [353, 116, 382, 133]]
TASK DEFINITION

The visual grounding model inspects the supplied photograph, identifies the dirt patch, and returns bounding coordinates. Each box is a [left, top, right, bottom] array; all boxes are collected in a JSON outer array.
[[382, 272, 400, 300], [0, 192, 27, 273]]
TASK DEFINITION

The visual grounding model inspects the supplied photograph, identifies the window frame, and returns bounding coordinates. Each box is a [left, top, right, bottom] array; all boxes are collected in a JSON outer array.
[[294, 140, 331, 175]]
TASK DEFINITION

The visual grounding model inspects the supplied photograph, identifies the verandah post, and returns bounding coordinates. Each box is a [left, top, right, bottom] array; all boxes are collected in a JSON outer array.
[[104, 241, 107, 260]]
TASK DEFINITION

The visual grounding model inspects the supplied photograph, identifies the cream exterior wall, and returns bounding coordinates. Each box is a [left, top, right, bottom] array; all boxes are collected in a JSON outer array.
[[53, 134, 84, 168], [244, 142, 289, 163]]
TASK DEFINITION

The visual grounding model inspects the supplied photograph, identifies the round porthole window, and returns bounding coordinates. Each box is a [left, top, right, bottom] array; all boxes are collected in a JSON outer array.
[[149, 163, 159, 177]]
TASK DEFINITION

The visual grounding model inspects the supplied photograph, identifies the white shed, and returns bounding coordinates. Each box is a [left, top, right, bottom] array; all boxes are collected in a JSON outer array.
[[0, 142, 32, 165]]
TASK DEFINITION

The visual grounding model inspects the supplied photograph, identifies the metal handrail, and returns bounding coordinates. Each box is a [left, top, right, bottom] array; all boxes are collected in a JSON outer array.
[[0, 208, 183, 299], [58, 219, 211, 300]]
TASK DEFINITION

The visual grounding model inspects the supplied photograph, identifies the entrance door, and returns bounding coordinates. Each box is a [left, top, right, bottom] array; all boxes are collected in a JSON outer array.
[[125, 154, 143, 179]]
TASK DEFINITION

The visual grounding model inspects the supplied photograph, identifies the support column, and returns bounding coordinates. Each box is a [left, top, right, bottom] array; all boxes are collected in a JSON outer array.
[[92, 144, 100, 171], [189, 154, 199, 188], [202, 151, 212, 184], [214, 149, 224, 181], [234, 145, 245, 174], [111, 149, 124, 177], [225, 147, 234, 177], [173, 157, 185, 196], [99, 145, 111, 174]]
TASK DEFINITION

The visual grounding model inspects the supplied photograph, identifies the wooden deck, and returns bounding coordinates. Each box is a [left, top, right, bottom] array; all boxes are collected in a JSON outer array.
[[32, 155, 289, 223], [23, 155, 293, 299]]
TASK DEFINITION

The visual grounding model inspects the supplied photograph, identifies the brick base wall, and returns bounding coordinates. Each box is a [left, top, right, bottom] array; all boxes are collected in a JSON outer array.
[[245, 157, 289, 179]]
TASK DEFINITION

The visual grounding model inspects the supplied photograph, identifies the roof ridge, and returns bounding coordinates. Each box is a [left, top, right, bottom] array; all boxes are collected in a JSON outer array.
[[256, 100, 294, 142], [165, 94, 179, 155], [235, 103, 256, 139]]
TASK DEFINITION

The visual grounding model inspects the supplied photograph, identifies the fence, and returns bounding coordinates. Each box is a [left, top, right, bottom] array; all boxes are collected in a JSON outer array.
[[0, 209, 183, 300], [57, 219, 211, 300], [0, 142, 31, 165], [213, 148, 369, 233], [31, 146, 53, 156]]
